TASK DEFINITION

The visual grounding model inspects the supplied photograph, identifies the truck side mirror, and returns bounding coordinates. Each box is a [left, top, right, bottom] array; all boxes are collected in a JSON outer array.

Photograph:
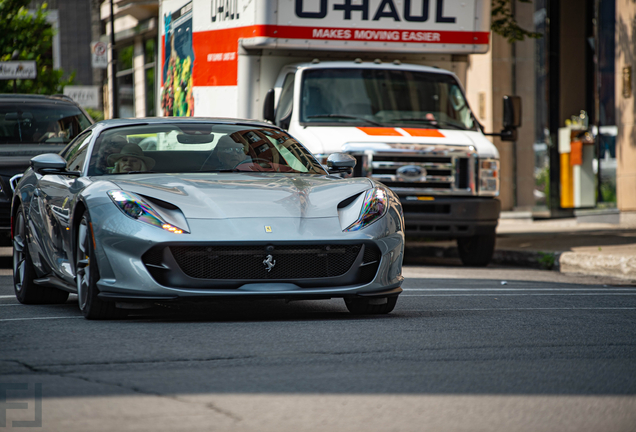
[[327, 153, 356, 176], [263, 88, 275, 123], [501, 95, 521, 141]]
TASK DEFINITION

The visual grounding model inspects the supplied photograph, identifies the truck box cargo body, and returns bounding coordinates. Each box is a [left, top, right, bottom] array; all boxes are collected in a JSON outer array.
[[159, 0, 511, 266]]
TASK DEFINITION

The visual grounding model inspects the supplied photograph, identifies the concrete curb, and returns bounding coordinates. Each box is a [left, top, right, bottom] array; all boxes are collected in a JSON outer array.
[[560, 252, 636, 281], [405, 243, 636, 281]]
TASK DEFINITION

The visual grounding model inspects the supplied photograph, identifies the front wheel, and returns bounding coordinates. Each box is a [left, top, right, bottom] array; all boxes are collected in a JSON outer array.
[[457, 231, 496, 267], [76, 212, 127, 320], [344, 296, 398, 315], [13, 205, 69, 304]]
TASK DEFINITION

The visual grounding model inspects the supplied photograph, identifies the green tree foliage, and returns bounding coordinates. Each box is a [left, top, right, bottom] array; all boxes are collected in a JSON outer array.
[[0, 0, 74, 94], [492, 0, 543, 43]]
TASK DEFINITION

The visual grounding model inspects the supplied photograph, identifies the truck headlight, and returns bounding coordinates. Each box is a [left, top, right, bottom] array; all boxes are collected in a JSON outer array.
[[108, 190, 189, 234], [344, 187, 388, 231], [478, 159, 499, 196]]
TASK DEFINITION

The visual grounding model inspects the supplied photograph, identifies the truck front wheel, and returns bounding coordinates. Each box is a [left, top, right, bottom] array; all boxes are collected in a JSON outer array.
[[457, 231, 496, 267]]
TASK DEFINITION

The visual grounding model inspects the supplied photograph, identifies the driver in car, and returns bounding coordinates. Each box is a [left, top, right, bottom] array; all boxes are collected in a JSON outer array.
[[215, 135, 252, 169], [94, 135, 128, 174], [107, 143, 155, 173]]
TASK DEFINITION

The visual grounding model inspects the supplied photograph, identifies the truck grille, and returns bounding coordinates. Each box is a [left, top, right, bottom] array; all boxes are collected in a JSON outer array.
[[349, 145, 476, 195]]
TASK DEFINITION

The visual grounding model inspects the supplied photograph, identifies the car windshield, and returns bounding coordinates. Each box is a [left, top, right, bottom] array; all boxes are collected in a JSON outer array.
[[87, 123, 328, 176], [0, 101, 92, 144], [300, 68, 478, 131]]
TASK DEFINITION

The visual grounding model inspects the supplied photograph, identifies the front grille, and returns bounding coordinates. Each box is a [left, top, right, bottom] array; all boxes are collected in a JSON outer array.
[[0, 204, 10, 229], [169, 244, 362, 280], [379, 181, 452, 189], [401, 203, 451, 214], [350, 147, 475, 194]]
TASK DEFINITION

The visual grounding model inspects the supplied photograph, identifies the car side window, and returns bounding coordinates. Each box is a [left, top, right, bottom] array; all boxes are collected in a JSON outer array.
[[65, 131, 93, 173], [61, 130, 91, 159]]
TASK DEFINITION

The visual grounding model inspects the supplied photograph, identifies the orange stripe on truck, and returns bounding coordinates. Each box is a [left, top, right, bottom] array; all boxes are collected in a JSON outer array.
[[357, 127, 404, 136], [401, 128, 445, 138]]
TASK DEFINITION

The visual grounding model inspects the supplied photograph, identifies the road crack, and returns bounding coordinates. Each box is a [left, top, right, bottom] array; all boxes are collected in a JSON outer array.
[[1, 359, 244, 423]]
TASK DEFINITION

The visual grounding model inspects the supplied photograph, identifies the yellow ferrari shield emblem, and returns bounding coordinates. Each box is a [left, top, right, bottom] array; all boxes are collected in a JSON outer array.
[[265, 226, 272, 233]]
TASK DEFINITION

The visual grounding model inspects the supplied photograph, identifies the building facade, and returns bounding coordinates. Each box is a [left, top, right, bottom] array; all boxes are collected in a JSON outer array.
[[101, 0, 159, 118], [464, 0, 633, 216]]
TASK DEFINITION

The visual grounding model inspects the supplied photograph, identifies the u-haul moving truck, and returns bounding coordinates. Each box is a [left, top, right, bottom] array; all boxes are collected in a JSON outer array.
[[158, 0, 520, 266]]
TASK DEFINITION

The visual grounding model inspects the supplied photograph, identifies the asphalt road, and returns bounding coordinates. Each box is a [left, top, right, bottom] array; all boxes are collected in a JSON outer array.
[[0, 250, 635, 432]]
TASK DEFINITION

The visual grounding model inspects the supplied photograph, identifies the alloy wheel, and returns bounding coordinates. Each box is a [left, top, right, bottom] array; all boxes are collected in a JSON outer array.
[[12, 212, 26, 292], [76, 218, 90, 310]]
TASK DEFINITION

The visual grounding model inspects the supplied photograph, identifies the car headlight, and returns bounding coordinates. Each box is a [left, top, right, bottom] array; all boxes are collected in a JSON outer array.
[[108, 190, 189, 234], [478, 159, 499, 196], [344, 187, 388, 232]]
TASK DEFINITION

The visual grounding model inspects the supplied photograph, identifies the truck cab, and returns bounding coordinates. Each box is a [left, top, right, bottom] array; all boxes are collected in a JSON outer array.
[[264, 60, 504, 266]]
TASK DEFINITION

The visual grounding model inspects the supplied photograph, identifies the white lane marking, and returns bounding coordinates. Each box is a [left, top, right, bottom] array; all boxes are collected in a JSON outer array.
[[403, 288, 636, 291], [0, 304, 21, 306], [402, 293, 636, 297], [400, 293, 636, 297], [399, 307, 636, 311], [0, 316, 83, 322], [0, 295, 17, 299]]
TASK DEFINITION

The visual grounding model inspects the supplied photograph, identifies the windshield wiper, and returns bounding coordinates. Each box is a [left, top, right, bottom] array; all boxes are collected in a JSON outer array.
[[199, 169, 242, 173], [110, 171, 158, 175], [306, 114, 384, 126], [390, 118, 469, 130]]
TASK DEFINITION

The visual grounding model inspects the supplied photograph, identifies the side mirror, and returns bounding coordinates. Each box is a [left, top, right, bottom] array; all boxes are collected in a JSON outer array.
[[263, 88, 275, 123], [501, 95, 521, 141], [31, 153, 80, 177], [327, 153, 356, 176]]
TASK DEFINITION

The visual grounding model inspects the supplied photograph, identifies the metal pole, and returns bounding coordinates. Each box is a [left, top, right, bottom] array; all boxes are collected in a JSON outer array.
[[548, 0, 561, 215], [511, 0, 517, 209], [110, 0, 118, 118], [594, 0, 602, 203]]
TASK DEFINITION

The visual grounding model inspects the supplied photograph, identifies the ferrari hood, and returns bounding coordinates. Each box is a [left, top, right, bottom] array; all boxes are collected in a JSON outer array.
[[110, 173, 372, 219]]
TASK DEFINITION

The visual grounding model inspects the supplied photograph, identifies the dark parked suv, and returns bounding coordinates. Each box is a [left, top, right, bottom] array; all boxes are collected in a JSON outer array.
[[0, 94, 93, 245]]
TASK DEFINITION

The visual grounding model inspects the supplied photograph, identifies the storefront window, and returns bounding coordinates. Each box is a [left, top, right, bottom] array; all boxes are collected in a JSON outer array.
[[145, 39, 156, 117], [118, 46, 134, 72], [597, 0, 616, 204], [117, 45, 135, 118], [145, 39, 155, 64], [117, 74, 134, 118]]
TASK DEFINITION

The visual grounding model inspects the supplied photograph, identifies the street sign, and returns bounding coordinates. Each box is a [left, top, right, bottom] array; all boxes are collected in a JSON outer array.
[[63, 85, 100, 109], [0, 61, 37, 79], [91, 41, 108, 69]]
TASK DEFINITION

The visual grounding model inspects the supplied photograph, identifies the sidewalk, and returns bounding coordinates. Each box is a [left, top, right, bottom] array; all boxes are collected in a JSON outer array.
[[405, 211, 636, 282]]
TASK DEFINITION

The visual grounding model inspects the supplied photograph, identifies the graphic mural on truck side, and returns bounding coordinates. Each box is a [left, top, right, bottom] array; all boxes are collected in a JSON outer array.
[[161, 1, 194, 116]]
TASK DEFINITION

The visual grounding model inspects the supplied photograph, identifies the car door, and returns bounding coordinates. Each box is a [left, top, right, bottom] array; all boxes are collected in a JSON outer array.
[[31, 130, 93, 281]]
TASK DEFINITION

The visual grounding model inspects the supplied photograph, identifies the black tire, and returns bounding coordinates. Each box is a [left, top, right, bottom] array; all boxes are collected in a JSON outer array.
[[76, 212, 127, 320], [457, 231, 496, 267], [344, 296, 398, 315], [13, 205, 69, 305]]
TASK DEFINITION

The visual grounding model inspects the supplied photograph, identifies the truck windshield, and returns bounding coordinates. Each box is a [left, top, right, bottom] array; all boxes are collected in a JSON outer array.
[[300, 68, 477, 131]]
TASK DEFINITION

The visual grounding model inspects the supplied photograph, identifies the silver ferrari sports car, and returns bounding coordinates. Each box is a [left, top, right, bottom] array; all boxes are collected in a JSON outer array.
[[12, 118, 404, 319]]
